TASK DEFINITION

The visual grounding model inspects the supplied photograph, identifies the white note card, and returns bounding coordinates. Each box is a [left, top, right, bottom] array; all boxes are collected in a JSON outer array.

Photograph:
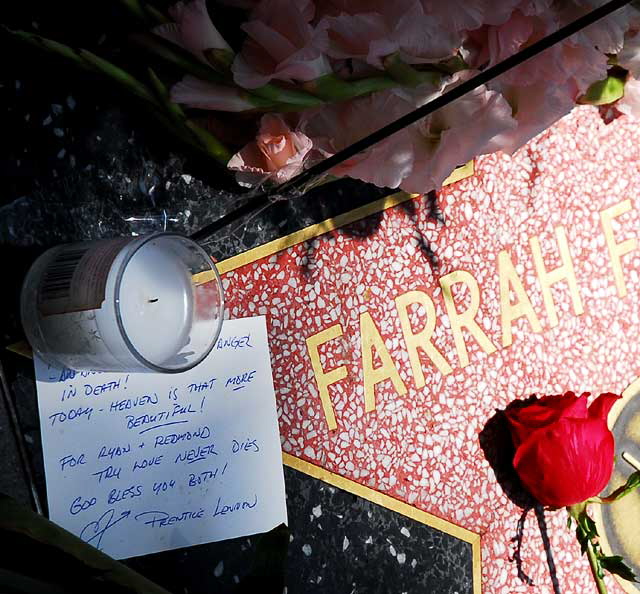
[[34, 316, 288, 559]]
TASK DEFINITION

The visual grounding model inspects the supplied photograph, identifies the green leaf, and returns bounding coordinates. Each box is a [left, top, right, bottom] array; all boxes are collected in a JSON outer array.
[[303, 73, 396, 102], [578, 75, 625, 106], [600, 471, 640, 503], [600, 555, 638, 582]]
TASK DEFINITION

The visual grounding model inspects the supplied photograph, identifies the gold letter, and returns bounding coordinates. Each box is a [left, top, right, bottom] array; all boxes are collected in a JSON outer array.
[[305, 324, 348, 430], [395, 290, 452, 388], [601, 200, 637, 298], [530, 226, 583, 327], [359, 311, 407, 412], [498, 250, 542, 347], [440, 270, 497, 368]]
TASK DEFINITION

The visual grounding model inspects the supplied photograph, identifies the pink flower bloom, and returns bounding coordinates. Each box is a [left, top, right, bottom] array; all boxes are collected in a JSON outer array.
[[400, 71, 516, 193], [301, 90, 415, 189], [485, 81, 575, 154], [469, 8, 607, 93], [421, 0, 520, 33], [170, 75, 257, 111], [232, 0, 331, 88], [316, 0, 460, 68], [227, 114, 313, 186], [618, 31, 640, 79], [154, 0, 231, 63], [616, 77, 640, 118]]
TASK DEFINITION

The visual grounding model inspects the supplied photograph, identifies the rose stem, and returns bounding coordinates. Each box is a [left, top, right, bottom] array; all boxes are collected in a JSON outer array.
[[586, 538, 608, 594], [621, 451, 640, 472]]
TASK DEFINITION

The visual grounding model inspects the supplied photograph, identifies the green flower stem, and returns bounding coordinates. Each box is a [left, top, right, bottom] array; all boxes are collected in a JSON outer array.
[[185, 120, 232, 164], [251, 83, 324, 107], [2, 27, 87, 67], [79, 49, 158, 104], [569, 504, 608, 594], [117, 0, 169, 25], [586, 539, 609, 594], [130, 33, 224, 84], [383, 53, 441, 88], [303, 73, 395, 101]]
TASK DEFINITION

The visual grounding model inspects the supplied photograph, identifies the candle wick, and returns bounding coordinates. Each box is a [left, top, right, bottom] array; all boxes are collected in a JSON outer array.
[[148, 298, 159, 303]]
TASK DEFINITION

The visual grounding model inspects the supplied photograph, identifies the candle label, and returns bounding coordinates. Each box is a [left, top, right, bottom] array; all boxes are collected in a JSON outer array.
[[39, 238, 131, 316]]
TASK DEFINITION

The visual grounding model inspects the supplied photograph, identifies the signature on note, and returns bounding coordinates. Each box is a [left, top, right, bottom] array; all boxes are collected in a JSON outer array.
[[79, 508, 131, 550]]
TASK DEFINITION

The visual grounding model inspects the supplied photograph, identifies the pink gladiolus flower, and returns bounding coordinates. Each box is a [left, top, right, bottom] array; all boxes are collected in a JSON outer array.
[[170, 76, 257, 112], [491, 82, 575, 154], [400, 71, 516, 193], [616, 77, 640, 118], [301, 90, 415, 189], [316, 0, 460, 68], [232, 0, 331, 88], [154, 0, 231, 63], [618, 31, 640, 79], [421, 0, 520, 33], [227, 114, 313, 186]]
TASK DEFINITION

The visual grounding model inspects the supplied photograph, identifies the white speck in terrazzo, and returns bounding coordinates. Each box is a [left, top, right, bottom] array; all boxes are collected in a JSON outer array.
[[57, 149, 66, 159], [389, 544, 396, 556], [397, 553, 406, 564], [51, 104, 63, 115], [42, 115, 52, 126], [343, 536, 349, 551], [365, 536, 373, 544], [302, 544, 312, 556], [214, 561, 224, 577], [181, 174, 193, 184], [233, 576, 239, 584], [411, 559, 417, 569], [312, 504, 322, 518], [400, 527, 410, 537], [66, 95, 76, 110]]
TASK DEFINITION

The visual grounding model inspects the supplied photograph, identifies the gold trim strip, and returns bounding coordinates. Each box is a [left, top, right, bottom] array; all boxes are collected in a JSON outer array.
[[282, 452, 482, 594]]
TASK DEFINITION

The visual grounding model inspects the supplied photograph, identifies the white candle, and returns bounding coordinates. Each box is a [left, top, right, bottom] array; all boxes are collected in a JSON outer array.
[[21, 233, 224, 372]]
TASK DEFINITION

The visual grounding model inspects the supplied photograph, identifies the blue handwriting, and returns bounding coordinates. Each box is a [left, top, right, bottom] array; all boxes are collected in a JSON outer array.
[[213, 494, 258, 518], [134, 508, 203, 528], [80, 508, 130, 550], [49, 406, 93, 426], [188, 463, 227, 487], [132, 455, 163, 472], [154, 425, 211, 448], [152, 480, 176, 496], [187, 378, 216, 393], [110, 393, 158, 412], [92, 465, 121, 484], [98, 443, 131, 460], [174, 443, 218, 465], [232, 438, 260, 454], [69, 495, 97, 516], [107, 484, 143, 505], [225, 370, 256, 391], [60, 453, 86, 472], [216, 335, 253, 350]]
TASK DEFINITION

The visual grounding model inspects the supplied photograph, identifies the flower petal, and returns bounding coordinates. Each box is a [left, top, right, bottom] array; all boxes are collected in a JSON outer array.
[[588, 392, 621, 422]]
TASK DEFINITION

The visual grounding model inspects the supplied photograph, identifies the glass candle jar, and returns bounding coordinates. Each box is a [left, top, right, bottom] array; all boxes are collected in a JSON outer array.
[[21, 233, 224, 373]]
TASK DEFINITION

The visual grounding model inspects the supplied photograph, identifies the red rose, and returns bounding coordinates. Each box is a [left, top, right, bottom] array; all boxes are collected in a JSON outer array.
[[504, 391, 621, 507]]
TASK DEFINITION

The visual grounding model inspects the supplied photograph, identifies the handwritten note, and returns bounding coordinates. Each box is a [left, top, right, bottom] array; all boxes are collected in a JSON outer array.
[[34, 316, 287, 559]]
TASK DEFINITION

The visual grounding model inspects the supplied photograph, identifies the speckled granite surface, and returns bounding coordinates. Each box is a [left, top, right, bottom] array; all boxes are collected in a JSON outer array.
[[0, 6, 473, 593]]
